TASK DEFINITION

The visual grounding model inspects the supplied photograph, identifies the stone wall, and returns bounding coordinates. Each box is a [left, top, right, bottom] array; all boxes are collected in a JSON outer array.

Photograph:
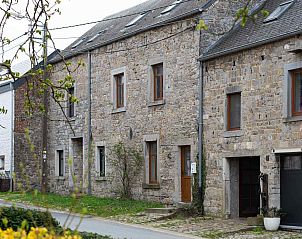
[[14, 77, 44, 190], [203, 36, 302, 216], [45, 0, 261, 204]]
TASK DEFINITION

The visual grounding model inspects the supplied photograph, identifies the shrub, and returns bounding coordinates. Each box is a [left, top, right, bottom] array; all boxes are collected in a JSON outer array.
[[77, 231, 112, 239], [0, 207, 61, 232], [0, 227, 80, 238]]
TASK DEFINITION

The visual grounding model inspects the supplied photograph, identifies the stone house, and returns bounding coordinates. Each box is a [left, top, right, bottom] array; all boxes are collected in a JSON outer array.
[[32, 0, 252, 204], [200, 0, 302, 228]]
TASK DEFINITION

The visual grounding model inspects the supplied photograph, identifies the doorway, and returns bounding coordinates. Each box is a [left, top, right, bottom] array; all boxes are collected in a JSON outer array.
[[181, 146, 191, 202], [281, 153, 302, 226], [239, 157, 260, 217], [71, 137, 83, 191]]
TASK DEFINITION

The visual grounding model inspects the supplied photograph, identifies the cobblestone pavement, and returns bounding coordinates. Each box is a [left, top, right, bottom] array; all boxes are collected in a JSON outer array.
[[112, 214, 302, 239]]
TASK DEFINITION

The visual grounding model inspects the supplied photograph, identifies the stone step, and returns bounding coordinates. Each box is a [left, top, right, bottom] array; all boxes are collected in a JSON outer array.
[[145, 207, 176, 214]]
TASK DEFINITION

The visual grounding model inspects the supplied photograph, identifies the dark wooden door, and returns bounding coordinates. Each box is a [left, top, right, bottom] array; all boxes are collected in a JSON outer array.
[[239, 157, 260, 217], [281, 154, 302, 226], [181, 146, 191, 202]]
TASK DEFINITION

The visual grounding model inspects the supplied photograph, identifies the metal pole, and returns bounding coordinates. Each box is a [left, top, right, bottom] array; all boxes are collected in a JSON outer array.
[[41, 21, 48, 193], [198, 61, 204, 207], [87, 51, 92, 195]]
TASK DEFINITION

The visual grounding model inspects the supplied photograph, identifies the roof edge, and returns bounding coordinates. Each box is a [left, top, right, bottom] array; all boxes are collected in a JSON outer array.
[[50, 8, 203, 64], [199, 29, 302, 62]]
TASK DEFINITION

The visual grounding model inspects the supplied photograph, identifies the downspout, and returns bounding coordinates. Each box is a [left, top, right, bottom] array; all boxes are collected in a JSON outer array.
[[87, 51, 92, 195], [10, 82, 14, 191], [198, 60, 204, 210]]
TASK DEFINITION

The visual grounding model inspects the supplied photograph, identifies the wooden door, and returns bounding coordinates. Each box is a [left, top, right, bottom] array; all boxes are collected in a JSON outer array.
[[181, 146, 191, 202]]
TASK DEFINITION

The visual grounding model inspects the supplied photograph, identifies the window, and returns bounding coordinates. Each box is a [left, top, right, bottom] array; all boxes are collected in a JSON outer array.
[[227, 93, 241, 131], [0, 156, 4, 170], [264, 0, 294, 23], [97, 146, 106, 177], [56, 150, 64, 177], [115, 73, 125, 109], [283, 155, 302, 170], [292, 70, 302, 116], [148, 141, 158, 184], [87, 30, 105, 43], [71, 38, 85, 49], [125, 13, 147, 27], [152, 63, 163, 101], [68, 87, 75, 117], [161, 0, 182, 14]]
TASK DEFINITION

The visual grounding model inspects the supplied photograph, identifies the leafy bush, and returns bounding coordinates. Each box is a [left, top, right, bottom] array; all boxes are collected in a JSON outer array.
[[77, 231, 112, 239], [0, 227, 80, 238], [0, 207, 61, 232]]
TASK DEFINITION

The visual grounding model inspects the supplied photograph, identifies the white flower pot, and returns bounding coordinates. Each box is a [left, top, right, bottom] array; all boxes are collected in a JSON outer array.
[[264, 217, 281, 231]]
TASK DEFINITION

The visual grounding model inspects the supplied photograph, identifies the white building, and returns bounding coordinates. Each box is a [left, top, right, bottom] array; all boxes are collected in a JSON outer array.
[[0, 80, 14, 176]]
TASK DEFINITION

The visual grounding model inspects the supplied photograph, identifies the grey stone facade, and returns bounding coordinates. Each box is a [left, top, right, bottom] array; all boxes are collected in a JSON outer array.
[[45, 0, 247, 204], [203, 36, 302, 217]]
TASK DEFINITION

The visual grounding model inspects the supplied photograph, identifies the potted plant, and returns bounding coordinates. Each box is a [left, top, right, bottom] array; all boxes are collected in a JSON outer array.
[[262, 207, 283, 231]]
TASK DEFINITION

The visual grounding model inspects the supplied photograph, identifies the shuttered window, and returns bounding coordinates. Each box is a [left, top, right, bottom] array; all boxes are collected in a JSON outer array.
[[227, 93, 241, 131]]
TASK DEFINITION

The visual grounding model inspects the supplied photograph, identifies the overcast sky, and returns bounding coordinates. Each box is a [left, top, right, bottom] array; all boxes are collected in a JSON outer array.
[[2, 0, 147, 65]]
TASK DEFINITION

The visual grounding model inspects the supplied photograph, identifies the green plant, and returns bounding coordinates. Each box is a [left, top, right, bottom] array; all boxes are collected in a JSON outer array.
[[112, 142, 143, 199], [261, 207, 284, 218], [0, 206, 61, 233], [76, 231, 112, 239]]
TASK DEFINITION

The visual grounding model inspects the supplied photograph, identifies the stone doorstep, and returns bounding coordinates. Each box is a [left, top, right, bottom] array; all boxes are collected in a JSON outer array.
[[145, 207, 176, 214]]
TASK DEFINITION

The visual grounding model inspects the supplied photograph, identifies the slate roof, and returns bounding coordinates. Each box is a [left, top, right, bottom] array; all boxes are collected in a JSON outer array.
[[51, 0, 216, 63], [200, 0, 302, 61]]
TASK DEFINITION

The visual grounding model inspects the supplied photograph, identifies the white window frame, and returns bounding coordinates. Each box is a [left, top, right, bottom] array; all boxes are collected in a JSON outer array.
[[143, 134, 160, 185], [111, 67, 127, 113], [95, 142, 106, 178], [55, 149, 65, 177]]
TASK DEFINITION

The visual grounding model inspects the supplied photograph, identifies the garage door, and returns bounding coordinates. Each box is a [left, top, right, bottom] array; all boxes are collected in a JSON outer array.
[[281, 154, 302, 226]]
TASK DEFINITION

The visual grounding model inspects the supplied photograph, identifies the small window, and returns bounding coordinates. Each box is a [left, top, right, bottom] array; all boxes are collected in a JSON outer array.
[[292, 71, 302, 116], [57, 150, 64, 177], [68, 87, 75, 117], [87, 30, 106, 43], [0, 156, 4, 170], [125, 13, 147, 27], [71, 38, 85, 49], [161, 0, 182, 14], [115, 73, 125, 109], [283, 155, 301, 170], [263, 0, 293, 23], [152, 63, 163, 101], [97, 146, 105, 177], [227, 93, 241, 131], [147, 141, 158, 184]]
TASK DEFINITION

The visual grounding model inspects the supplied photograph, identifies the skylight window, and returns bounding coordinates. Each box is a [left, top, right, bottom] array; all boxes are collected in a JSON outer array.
[[161, 0, 182, 15], [263, 0, 294, 23], [71, 38, 85, 49], [87, 30, 105, 43], [125, 13, 146, 27]]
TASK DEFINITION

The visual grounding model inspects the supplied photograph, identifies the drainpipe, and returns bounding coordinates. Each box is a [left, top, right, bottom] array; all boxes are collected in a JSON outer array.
[[10, 82, 14, 191], [198, 60, 204, 209], [87, 51, 92, 195]]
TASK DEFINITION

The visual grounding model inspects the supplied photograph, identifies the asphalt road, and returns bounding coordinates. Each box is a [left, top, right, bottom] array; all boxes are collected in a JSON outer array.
[[0, 200, 198, 239]]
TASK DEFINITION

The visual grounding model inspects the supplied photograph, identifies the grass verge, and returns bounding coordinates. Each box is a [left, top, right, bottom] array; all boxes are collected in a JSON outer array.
[[0, 192, 163, 218]]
